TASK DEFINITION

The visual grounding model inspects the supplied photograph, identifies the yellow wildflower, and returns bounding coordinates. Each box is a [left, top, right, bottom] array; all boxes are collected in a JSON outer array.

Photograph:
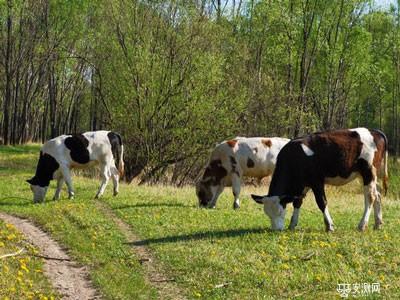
[[20, 263, 30, 273], [6, 234, 16, 240], [6, 223, 14, 229], [282, 263, 290, 270]]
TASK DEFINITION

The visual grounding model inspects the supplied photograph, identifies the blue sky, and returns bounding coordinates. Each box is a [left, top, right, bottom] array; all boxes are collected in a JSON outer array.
[[375, 0, 397, 8]]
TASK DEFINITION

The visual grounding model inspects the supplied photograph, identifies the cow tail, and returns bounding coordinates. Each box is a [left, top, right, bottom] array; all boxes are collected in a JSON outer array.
[[119, 143, 125, 178], [383, 145, 388, 196], [115, 134, 125, 178], [108, 132, 125, 178], [379, 129, 389, 196]]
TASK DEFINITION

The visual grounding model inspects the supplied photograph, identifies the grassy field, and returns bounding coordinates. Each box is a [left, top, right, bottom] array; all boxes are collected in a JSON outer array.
[[0, 219, 57, 300], [0, 145, 399, 299]]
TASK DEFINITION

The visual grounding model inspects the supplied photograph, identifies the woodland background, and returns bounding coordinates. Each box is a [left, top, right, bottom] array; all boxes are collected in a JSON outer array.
[[1, 0, 400, 184]]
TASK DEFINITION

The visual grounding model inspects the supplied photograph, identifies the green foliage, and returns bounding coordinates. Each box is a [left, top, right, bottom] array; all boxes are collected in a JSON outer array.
[[2, 0, 400, 182]]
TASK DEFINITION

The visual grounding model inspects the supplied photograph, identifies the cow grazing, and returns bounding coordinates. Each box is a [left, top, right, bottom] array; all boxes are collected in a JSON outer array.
[[27, 131, 124, 203], [196, 137, 290, 209], [251, 128, 388, 232]]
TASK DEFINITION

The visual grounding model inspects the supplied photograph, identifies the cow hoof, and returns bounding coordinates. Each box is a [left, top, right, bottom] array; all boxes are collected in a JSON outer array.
[[358, 224, 367, 232], [373, 223, 382, 230], [113, 191, 118, 197], [233, 203, 240, 210], [325, 226, 334, 232]]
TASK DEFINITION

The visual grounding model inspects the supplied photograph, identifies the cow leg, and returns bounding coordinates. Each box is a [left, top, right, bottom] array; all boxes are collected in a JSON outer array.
[[210, 185, 224, 208], [53, 177, 65, 200], [232, 173, 241, 209], [95, 164, 110, 199], [289, 198, 303, 230], [111, 166, 120, 196], [373, 190, 383, 229], [312, 184, 334, 232], [288, 187, 309, 230], [358, 182, 377, 231], [60, 165, 74, 199]]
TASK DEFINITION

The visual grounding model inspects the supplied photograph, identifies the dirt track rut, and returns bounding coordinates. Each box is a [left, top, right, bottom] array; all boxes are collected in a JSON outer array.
[[95, 201, 186, 300], [0, 212, 100, 300]]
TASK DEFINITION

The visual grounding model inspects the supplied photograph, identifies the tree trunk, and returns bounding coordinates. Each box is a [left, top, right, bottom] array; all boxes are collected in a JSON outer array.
[[3, 0, 13, 145]]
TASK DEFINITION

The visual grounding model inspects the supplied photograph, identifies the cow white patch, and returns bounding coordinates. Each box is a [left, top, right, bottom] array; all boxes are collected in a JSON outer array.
[[325, 172, 358, 186], [350, 128, 377, 164], [262, 196, 286, 231], [324, 206, 333, 231], [289, 208, 300, 229], [301, 143, 314, 156], [31, 185, 48, 203]]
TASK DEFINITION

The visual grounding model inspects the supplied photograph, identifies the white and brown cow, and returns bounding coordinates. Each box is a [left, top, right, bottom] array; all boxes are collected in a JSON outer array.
[[196, 137, 290, 209], [251, 128, 388, 232], [27, 131, 124, 203]]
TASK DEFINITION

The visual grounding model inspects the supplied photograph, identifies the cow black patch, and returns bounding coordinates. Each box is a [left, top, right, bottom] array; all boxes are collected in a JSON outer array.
[[247, 158, 255, 168], [27, 152, 59, 187], [107, 132, 123, 167], [269, 129, 366, 198], [202, 159, 227, 186], [230, 156, 240, 177], [230, 156, 237, 167], [64, 134, 90, 164]]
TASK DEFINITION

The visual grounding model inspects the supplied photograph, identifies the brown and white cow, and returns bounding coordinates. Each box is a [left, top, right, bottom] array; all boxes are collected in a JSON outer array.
[[27, 131, 124, 203], [251, 128, 388, 232], [196, 137, 290, 209]]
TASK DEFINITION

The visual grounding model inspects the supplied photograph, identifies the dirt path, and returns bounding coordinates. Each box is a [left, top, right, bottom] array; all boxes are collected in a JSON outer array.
[[95, 201, 186, 300], [0, 212, 100, 300]]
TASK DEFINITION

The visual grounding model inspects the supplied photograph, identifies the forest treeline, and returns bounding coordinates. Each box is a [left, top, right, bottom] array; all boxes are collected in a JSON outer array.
[[1, 0, 400, 184]]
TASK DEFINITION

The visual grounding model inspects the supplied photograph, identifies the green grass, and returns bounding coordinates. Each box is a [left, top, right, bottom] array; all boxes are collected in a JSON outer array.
[[104, 186, 400, 299], [0, 220, 57, 300], [1, 144, 400, 299], [0, 145, 157, 300]]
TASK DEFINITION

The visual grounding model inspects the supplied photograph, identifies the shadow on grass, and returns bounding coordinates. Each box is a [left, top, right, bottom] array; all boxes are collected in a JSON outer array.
[[129, 227, 270, 246], [0, 197, 33, 206], [114, 202, 193, 210]]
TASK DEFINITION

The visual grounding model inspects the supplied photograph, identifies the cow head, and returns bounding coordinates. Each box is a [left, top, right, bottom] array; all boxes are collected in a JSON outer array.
[[251, 194, 286, 230], [196, 181, 216, 208], [27, 152, 59, 203], [26, 177, 49, 203], [196, 159, 227, 208]]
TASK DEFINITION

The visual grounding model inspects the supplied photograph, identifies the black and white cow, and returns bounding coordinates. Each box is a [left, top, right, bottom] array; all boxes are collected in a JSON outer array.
[[251, 128, 388, 231], [27, 131, 124, 203], [197, 137, 290, 209]]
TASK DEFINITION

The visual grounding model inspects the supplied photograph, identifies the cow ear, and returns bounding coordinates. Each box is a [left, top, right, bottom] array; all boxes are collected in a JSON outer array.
[[251, 194, 266, 204], [27, 177, 38, 185], [227, 139, 238, 148]]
